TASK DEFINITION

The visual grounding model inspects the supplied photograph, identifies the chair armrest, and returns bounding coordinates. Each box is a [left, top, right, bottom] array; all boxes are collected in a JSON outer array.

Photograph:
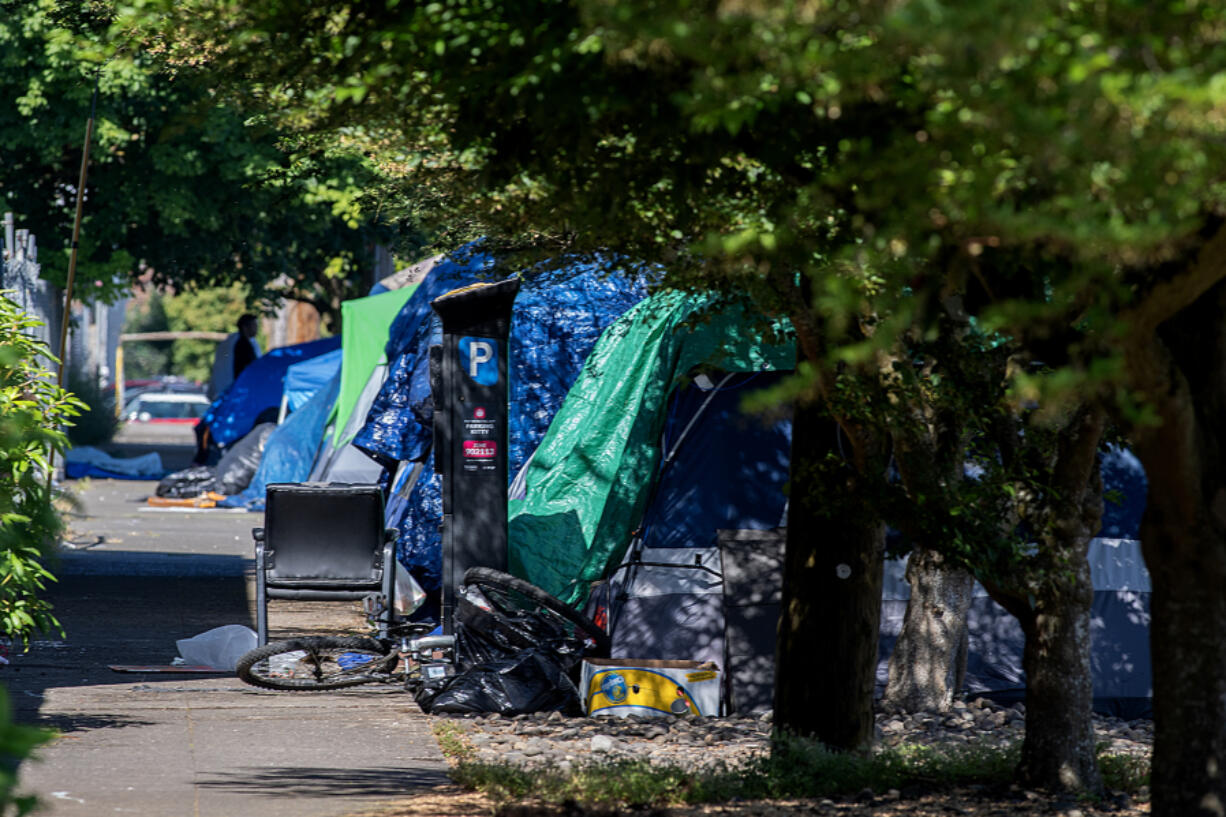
[[377, 539, 398, 638], [254, 536, 274, 569]]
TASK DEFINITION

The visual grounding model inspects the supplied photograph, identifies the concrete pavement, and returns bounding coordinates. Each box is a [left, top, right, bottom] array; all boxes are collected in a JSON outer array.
[[7, 463, 451, 817]]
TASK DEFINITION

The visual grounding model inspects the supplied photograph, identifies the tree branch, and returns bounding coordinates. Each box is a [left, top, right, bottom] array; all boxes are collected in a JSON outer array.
[[979, 573, 1035, 630], [1121, 222, 1226, 337]]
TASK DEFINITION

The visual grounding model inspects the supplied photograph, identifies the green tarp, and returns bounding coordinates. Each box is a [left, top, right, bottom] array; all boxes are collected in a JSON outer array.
[[508, 290, 795, 605], [331, 286, 417, 446]]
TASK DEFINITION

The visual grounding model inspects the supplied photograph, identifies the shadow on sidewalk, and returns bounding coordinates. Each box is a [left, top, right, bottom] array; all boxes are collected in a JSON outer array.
[[4, 574, 255, 725], [197, 766, 451, 797]]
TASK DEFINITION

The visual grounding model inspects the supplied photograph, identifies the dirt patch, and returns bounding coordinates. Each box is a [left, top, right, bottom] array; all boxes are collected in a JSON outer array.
[[342, 786, 497, 816]]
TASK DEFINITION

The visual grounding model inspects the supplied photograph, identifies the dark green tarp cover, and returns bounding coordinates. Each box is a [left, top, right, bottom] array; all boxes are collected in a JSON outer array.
[[508, 291, 795, 605]]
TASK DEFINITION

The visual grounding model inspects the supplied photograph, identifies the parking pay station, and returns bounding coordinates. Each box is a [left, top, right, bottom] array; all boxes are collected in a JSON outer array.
[[430, 278, 521, 633]]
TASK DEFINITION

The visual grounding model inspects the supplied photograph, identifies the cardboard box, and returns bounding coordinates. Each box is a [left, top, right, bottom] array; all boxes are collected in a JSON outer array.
[[581, 658, 722, 718]]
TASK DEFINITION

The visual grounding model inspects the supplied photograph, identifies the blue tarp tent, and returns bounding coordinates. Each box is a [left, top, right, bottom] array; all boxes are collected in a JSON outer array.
[[201, 336, 341, 449], [283, 348, 343, 415], [220, 374, 341, 509], [354, 251, 651, 596], [352, 252, 494, 465]]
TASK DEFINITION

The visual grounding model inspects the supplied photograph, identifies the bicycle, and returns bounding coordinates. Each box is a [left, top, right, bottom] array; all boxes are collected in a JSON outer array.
[[235, 567, 609, 692]]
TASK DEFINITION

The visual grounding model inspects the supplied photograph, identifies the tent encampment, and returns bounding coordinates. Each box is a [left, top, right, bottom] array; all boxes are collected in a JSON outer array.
[[508, 293, 1153, 717], [352, 253, 651, 599]]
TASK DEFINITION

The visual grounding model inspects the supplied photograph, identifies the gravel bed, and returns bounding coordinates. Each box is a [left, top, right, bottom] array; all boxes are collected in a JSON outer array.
[[439, 696, 1153, 776]]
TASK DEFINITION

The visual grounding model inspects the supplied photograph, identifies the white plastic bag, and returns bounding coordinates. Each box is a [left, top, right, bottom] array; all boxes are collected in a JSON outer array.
[[394, 562, 427, 615], [175, 625, 257, 670]]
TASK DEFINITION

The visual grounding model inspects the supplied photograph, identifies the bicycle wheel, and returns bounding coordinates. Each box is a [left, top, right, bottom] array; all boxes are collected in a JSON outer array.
[[236, 636, 397, 691], [461, 567, 611, 657]]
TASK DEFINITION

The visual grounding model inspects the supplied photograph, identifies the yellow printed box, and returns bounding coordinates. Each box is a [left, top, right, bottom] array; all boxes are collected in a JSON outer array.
[[581, 658, 722, 718]]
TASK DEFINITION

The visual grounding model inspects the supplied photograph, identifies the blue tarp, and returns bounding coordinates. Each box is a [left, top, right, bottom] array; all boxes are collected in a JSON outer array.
[[1099, 445, 1147, 539], [201, 336, 341, 448], [354, 251, 495, 464], [284, 348, 343, 414], [64, 462, 163, 480], [354, 253, 650, 593], [219, 374, 341, 510]]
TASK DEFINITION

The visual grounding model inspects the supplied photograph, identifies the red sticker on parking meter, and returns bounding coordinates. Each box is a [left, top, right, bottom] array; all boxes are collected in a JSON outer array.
[[474, 407, 486, 419], [463, 441, 498, 458]]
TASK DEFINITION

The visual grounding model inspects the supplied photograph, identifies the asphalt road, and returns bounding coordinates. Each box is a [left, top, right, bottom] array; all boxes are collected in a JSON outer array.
[[7, 447, 450, 817]]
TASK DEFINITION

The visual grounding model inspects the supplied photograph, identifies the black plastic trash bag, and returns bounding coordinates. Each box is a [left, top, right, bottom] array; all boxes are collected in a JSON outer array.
[[215, 422, 276, 495], [453, 583, 588, 664], [414, 646, 583, 716], [156, 465, 218, 498], [411, 571, 600, 716]]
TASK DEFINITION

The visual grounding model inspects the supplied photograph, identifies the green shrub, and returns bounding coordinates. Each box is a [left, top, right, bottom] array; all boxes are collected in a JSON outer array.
[[0, 293, 82, 644], [63, 366, 118, 447], [0, 687, 53, 816]]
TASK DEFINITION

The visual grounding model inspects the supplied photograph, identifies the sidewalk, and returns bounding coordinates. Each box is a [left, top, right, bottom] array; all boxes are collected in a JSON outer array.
[[7, 471, 452, 817]]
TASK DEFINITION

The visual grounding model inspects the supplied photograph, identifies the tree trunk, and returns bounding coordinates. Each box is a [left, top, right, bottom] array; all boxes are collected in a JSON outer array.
[[774, 401, 885, 751], [982, 403, 1106, 795], [882, 547, 974, 713], [1126, 279, 1226, 817], [1015, 541, 1102, 793], [1143, 520, 1226, 817]]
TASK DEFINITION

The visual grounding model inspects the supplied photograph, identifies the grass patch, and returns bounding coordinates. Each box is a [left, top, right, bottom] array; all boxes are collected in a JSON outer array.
[[443, 732, 1021, 807], [437, 729, 1151, 809], [1099, 752, 1150, 793], [433, 720, 475, 763], [738, 735, 1019, 800], [452, 757, 708, 806]]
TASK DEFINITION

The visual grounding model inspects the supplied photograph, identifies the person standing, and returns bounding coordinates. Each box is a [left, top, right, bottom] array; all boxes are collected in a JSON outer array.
[[208, 314, 262, 399], [196, 315, 262, 464], [232, 313, 260, 381]]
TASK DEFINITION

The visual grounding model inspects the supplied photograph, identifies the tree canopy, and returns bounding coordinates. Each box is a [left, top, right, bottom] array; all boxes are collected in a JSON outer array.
[[117, 0, 1226, 344], [1, 0, 412, 318]]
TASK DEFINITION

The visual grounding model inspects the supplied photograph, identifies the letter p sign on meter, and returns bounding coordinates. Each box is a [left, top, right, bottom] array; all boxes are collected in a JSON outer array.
[[430, 278, 521, 634], [460, 338, 498, 385]]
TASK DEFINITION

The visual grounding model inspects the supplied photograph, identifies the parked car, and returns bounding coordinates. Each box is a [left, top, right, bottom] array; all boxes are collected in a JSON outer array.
[[123, 392, 210, 424]]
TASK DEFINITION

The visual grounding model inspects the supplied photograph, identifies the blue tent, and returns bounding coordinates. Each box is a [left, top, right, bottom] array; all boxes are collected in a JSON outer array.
[[283, 348, 343, 414], [354, 252, 651, 595], [201, 336, 341, 448], [634, 371, 792, 552], [220, 374, 342, 509]]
